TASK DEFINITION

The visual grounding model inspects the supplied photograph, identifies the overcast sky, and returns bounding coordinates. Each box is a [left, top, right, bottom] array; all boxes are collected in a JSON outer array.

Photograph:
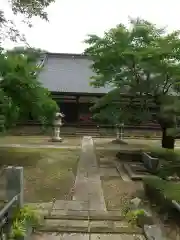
[[1, 0, 180, 53]]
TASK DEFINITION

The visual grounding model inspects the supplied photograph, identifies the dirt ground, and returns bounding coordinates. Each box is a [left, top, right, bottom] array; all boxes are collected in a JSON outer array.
[[102, 178, 143, 210], [0, 147, 79, 202], [125, 138, 180, 148], [2, 136, 180, 149]]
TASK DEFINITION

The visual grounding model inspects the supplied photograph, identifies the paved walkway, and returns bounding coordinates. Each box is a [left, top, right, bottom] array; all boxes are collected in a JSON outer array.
[[29, 136, 145, 239], [0, 143, 143, 151], [73, 136, 106, 211], [32, 233, 145, 240]]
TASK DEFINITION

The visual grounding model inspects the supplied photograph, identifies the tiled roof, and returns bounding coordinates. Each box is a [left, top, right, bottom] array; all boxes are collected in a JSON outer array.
[[38, 53, 112, 94]]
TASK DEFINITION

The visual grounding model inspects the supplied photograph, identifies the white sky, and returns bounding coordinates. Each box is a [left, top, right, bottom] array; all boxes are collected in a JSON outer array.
[[1, 0, 180, 53]]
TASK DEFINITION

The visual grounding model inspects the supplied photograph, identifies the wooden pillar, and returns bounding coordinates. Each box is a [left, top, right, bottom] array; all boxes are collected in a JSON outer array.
[[76, 96, 80, 127]]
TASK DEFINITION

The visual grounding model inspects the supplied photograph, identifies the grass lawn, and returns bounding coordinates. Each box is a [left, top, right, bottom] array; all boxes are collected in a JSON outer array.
[[94, 137, 153, 149], [0, 136, 82, 146], [95, 137, 180, 150], [0, 147, 79, 203], [126, 138, 180, 148], [125, 138, 160, 146]]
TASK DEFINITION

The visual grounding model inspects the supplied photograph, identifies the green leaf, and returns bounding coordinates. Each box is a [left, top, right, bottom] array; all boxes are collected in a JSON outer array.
[[85, 17, 180, 132], [0, 48, 58, 131]]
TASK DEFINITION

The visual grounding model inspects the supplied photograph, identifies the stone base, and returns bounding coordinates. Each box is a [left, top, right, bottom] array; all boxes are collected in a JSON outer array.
[[111, 139, 127, 144], [51, 137, 63, 142]]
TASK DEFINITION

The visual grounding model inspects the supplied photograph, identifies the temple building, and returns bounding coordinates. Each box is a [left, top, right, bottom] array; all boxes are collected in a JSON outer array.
[[30, 52, 159, 131], [38, 52, 112, 126]]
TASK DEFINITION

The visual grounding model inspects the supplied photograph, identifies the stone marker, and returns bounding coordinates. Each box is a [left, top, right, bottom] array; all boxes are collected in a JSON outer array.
[[144, 225, 165, 240]]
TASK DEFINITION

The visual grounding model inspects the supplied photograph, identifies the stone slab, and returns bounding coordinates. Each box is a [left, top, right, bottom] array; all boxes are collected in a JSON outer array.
[[49, 210, 89, 220], [31, 232, 61, 240], [88, 210, 123, 221], [45, 210, 124, 222], [89, 221, 113, 233], [53, 200, 88, 211], [123, 163, 149, 180], [113, 221, 143, 234], [28, 202, 53, 209], [99, 168, 119, 177], [38, 219, 142, 234], [33, 233, 145, 240], [99, 164, 115, 168], [143, 225, 165, 240], [99, 157, 114, 164], [91, 234, 145, 240], [114, 162, 132, 182], [46, 209, 124, 221], [32, 232, 89, 240], [40, 219, 89, 232], [60, 233, 89, 240]]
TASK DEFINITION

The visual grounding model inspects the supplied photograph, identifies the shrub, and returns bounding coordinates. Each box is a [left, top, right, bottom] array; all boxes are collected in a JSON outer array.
[[143, 177, 180, 203], [125, 209, 146, 225], [10, 205, 40, 239], [147, 147, 180, 178]]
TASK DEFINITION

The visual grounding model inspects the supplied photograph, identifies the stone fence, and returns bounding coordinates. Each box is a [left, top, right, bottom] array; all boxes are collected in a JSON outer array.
[[0, 167, 24, 239]]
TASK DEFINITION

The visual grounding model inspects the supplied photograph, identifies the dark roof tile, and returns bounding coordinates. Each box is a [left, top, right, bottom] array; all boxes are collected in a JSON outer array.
[[38, 53, 112, 94]]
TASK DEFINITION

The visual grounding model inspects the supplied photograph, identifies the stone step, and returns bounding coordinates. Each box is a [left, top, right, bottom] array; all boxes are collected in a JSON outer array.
[[31, 232, 146, 240], [76, 129, 99, 132], [27, 202, 125, 221], [114, 161, 132, 182], [76, 130, 99, 132], [45, 210, 124, 221], [38, 219, 143, 234], [123, 163, 150, 180], [75, 133, 100, 136]]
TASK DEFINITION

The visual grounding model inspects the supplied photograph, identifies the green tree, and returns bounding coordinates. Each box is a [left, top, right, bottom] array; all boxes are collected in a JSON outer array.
[[0, 47, 58, 131], [0, 0, 55, 42], [9, 0, 55, 20], [85, 18, 180, 149], [2, 0, 55, 21], [0, 1, 58, 132]]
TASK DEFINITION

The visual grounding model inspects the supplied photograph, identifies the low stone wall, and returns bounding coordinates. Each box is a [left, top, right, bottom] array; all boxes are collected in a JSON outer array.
[[100, 128, 162, 138], [8, 125, 162, 137]]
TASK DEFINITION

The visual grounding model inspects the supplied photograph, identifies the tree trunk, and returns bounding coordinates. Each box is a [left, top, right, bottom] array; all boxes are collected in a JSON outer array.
[[161, 127, 175, 149]]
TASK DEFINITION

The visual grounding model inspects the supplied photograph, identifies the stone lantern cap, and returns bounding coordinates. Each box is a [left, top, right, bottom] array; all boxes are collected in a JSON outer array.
[[55, 112, 65, 118]]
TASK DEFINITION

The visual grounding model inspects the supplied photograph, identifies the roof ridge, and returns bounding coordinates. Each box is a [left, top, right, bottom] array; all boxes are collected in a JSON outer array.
[[46, 52, 88, 58]]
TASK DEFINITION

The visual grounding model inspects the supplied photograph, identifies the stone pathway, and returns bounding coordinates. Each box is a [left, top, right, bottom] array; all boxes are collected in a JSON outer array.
[[0, 143, 144, 151], [32, 233, 145, 240], [30, 136, 145, 239], [73, 136, 106, 211]]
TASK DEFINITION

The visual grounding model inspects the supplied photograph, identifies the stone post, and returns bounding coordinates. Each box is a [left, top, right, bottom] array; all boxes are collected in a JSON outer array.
[[115, 124, 120, 139], [52, 112, 64, 142], [6, 166, 24, 208], [120, 122, 124, 140]]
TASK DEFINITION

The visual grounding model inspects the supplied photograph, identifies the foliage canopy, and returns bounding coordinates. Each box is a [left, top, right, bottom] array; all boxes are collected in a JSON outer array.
[[85, 18, 180, 128], [0, 0, 55, 43], [0, 1, 58, 131], [0, 47, 58, 131]]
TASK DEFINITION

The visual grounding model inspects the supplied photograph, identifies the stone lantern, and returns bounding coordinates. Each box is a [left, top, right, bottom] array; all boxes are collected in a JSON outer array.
[[119, 122, 124, 140], [115, 122, 124, 140], [51, 112, 65, 142]]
